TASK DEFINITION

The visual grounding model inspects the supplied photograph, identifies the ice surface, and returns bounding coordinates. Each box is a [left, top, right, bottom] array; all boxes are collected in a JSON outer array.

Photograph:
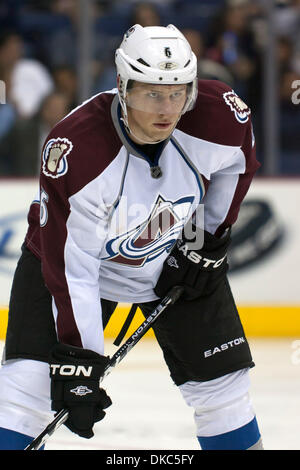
[[1, 337, 300, 450]]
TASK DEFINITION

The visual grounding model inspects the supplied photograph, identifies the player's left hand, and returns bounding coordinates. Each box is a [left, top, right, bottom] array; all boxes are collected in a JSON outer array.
[[154, 227, 231, 301]]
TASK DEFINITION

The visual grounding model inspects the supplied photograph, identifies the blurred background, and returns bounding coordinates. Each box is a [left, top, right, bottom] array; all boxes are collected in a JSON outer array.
[[0, 0, 300, 176]]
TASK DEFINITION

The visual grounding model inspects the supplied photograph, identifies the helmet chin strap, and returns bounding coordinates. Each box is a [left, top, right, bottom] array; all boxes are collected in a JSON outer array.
[[120, 116, 174, 145]]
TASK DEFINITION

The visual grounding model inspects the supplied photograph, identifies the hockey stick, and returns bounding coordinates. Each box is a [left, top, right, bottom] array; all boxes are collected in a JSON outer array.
[[25, 285, 184, 450]]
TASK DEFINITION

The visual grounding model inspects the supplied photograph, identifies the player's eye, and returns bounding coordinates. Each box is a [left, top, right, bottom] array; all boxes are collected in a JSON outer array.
[[147, 92, 159, 99], [171, 92, 184, 99]]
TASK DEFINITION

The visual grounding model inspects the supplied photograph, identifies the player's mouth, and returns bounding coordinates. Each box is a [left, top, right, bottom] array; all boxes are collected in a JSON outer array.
[[153, 122, 172, 129]]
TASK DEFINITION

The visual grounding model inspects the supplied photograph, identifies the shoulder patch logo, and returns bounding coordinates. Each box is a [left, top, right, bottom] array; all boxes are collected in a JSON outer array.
[[42, 137, 73, 178], [223, 90, 251, 124]]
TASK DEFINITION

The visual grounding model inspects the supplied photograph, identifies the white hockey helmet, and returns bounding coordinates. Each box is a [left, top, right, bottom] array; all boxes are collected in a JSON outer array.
[[115, 24, 198, 125]]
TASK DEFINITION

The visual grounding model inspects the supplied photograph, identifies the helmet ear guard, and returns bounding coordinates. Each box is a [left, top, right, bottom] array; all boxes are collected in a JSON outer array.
[[182, 78, 198, 113], [116, 74, 130, 128]]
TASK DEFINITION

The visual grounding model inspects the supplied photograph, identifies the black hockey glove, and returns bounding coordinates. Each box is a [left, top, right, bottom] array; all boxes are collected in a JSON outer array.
[[49, 343, 112, 439], [154, 227, 231, 301]]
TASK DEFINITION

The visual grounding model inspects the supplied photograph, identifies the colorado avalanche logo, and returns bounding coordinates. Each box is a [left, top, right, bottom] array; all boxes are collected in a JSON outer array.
[[223, 90, 251, 124], [42, 137, 73, 178], [103, 195, 194, 267]]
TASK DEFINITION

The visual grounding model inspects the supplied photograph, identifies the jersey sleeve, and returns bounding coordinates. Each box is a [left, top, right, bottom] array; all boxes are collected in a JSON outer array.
[[178, 80, 260, 238], [200, 114, 260, 237], [39, 131, 109, 355]]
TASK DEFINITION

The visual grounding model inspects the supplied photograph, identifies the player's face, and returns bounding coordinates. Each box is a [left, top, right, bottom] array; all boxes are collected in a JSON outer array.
[[125, 82, 187, 144]]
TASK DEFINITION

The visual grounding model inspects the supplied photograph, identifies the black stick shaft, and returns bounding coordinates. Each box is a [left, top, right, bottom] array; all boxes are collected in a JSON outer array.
[[25, 286, 183, 450]]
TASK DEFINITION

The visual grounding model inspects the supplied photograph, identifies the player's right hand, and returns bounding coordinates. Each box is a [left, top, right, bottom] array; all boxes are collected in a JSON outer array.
[[49, 343, 112, 438]]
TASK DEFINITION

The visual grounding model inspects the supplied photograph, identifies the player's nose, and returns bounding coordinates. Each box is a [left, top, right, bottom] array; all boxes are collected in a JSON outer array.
[[157, 98, 177, 116]]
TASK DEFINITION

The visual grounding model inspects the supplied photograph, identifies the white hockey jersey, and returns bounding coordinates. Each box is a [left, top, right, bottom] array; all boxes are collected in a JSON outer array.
[[25, 80, 260, 354]]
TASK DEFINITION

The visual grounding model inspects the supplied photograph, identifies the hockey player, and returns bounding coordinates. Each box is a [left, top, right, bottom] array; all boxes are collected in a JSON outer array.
[[0, 24, 263, 450]]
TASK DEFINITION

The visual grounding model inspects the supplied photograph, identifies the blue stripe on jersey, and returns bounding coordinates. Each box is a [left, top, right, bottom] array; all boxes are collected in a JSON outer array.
[[113, 151, 129, 211], [170, 138, 204, 204]]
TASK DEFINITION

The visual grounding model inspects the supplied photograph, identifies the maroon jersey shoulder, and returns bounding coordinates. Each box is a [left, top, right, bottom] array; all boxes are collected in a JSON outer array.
[[40, 92, 122, 196], [26, 92, 122, 258], [178, 80, 252, 147]]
